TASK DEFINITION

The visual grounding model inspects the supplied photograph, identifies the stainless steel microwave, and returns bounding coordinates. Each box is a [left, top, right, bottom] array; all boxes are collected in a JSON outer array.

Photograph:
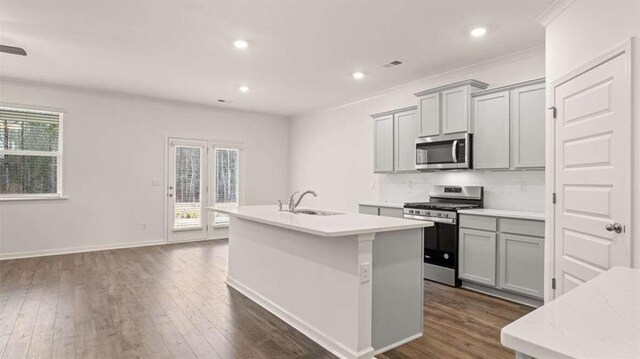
[[415, 133, 472, 170]]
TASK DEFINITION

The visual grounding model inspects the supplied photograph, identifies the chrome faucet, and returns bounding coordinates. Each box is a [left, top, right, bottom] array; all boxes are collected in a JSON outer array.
[[288, 190, 318, 212]]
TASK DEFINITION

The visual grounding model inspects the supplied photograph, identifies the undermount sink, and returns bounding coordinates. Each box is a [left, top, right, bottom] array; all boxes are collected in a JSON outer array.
[[294, 209, 343, 216]]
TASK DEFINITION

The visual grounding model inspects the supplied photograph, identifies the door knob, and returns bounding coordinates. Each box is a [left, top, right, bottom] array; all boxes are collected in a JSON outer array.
[[605, 223, 623, 234]]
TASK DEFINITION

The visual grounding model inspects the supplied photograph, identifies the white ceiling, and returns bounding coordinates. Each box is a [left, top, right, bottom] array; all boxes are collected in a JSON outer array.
[[0, 0, 552, 116]]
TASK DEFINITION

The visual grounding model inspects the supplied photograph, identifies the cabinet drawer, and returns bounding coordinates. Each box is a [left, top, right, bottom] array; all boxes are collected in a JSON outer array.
[[359, 205, 379, 216], [379, 207, 403, 218], [500, 218, 544, 237], [459, 215, 497, 231]]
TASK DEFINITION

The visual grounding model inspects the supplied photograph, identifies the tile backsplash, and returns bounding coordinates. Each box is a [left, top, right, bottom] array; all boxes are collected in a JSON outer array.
[[381, 170, 545, 212]]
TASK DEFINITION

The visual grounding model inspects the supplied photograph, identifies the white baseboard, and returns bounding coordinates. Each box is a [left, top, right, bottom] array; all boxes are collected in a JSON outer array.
[[372, 332, 422, 356], [0, 239, 166, 260], [226, 276, 375, 359]]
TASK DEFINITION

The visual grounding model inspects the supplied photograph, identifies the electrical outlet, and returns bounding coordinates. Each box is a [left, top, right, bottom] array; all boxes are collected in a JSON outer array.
[[360, 262, 371, 283], [141, 223, 148, 231]]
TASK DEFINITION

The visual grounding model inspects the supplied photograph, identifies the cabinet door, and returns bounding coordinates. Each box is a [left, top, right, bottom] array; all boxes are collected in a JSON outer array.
[[418, 93, 440, 137], [373, 115, 394, 172], [359, 205, 379, 216], [394, 109, 419, 172], [498, 233, 544, 298], [379, 207, 403, 218], [511, 83, 545, 168], [472, 91, 511, 169], [442, 86, 469, 134], [459, 228, 497, 286]]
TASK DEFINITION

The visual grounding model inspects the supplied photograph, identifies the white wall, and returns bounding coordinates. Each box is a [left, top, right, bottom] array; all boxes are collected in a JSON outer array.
[[544, 0, 640, 267], [0, 80, 290, 258], [289, 47, 546, 213]]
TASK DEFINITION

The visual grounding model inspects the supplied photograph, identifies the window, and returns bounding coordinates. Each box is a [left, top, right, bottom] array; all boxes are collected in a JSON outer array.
[[0, 106, 63, 199], [213, 148, 240, 225]]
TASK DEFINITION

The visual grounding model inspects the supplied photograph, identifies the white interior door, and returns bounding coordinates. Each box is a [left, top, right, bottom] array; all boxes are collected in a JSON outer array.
[[167, 138, 207, 242], [553, 50, 631, 297]]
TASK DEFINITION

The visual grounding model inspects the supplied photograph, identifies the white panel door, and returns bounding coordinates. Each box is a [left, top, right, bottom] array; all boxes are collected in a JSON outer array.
[[553, 51, 631, 296], [167, 138, 207, 242], [394, 108, 419, 172]]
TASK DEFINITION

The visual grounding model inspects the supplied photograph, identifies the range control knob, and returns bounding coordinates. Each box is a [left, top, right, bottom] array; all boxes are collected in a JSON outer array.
[[409, 210, 414, 214]]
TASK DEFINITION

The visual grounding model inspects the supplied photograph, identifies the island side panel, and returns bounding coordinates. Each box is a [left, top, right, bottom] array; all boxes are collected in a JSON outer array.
[[226, 216, 373, 359], [372, 228, 424, 353]]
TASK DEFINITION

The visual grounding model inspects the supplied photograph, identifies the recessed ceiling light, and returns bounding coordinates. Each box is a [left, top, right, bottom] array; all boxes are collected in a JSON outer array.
[[352, 72, 365, 80], [233, 40, 249, 49], [470, 27, 487, 37], [239, 86, 250, 93]]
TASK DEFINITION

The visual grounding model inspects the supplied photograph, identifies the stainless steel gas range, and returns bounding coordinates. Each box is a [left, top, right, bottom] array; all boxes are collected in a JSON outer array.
[[404, 186, 484, 287]]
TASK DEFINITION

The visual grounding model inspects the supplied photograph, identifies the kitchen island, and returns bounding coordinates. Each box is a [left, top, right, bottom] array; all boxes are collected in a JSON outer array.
[[210, 205, 433, 359]]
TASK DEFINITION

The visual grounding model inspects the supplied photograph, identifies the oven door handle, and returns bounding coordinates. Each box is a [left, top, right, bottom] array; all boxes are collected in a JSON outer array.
[[451, 140, 458, 163], [403, 214, 456, 224]]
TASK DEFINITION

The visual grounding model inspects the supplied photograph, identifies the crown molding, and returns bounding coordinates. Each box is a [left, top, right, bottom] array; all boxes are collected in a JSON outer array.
[[370, 105, 417, 119], [535, 0, 577, 27]]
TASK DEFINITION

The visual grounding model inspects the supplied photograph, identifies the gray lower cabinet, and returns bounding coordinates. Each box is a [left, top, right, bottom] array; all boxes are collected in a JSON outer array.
[[459, 214, 545, 304], [459, 228, 497, 286], [499, 233, 544, 298], [359, 204, 403, 218], [359, 205, 380, 216]]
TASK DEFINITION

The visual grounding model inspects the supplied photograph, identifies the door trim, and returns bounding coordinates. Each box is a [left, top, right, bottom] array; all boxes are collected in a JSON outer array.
[[545, 37, 635, 303]]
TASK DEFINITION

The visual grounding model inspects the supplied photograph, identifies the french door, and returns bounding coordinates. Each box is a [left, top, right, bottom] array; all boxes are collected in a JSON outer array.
[[167, 138, 207, 242], [167, 137, 242, 242]]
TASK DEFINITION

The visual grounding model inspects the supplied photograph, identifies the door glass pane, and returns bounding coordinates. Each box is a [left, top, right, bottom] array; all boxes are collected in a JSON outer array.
[[214, 148, 239, 225], [173, 146, 202, 229]]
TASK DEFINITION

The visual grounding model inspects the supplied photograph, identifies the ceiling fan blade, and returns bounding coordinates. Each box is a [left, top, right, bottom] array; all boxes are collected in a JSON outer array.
[[0, 45, 27, 56]]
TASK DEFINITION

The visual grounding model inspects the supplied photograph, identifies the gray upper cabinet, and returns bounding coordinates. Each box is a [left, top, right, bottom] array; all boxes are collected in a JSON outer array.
[[394, 108, 419, 172], [511, 82, 546, 169], [372, 106, 418, 173], [459, 228, 497, 286], [418, 93, 439, 137], [499, 233, 544, 298], [472, 91, 511, 169], [373, 114, 394, 173], [471, 78, 545, 171], [441, 86, 469, 134], [414, 80, 489, 139]]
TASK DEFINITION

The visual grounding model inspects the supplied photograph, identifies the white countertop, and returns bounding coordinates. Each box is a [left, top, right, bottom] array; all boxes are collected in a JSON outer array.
[[358, 201, 405, 209], [501, 267, 640, 359], [210, 205, 432, 237], [458, 208, 545, 221]]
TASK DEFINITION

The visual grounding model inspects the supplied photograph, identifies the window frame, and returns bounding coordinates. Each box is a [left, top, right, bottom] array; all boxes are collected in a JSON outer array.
[[0, 104, 65, 201], [209, 142, 244, 228]]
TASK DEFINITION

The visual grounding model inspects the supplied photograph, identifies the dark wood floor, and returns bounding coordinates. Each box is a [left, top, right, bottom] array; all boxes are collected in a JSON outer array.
[[0, 240, 531, 359]]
